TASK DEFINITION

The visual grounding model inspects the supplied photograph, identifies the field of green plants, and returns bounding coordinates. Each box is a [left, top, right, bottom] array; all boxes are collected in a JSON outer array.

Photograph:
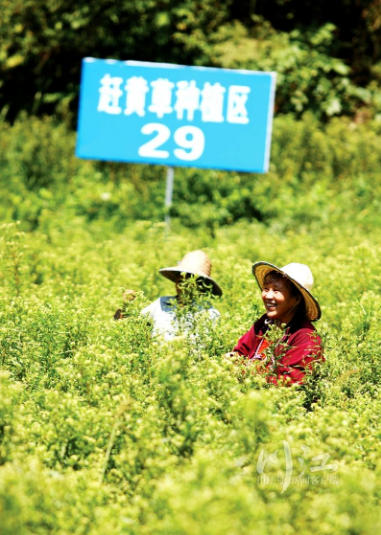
[[1, 113, 381, 534]]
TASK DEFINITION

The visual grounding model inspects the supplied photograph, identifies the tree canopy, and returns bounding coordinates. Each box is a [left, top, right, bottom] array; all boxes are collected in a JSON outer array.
[[0, 0, 380, 121]]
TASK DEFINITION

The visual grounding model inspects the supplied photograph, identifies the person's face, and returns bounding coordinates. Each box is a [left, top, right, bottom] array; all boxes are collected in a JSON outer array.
[[175, 274, 201, 301], [175, 274, 194, 297], [175, 274, 185, 296], [261, 277, 300, 325]]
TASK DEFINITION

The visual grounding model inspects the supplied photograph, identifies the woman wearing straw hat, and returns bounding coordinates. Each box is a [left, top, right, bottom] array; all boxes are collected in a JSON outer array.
[[230, 262, 323, 385], [141, 250, 222, 340], [115, 250, 222, 341]]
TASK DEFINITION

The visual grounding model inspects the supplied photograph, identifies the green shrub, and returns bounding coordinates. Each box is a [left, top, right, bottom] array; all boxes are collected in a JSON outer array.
[[1, 113, 381, 233], [0, 214, 380, 532]]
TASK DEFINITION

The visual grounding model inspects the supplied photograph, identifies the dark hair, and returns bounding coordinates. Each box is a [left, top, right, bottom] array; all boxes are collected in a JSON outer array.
[[263, 270, 306, 319]]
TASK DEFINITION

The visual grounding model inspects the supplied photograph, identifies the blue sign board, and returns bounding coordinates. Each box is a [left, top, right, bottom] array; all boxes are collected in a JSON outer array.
[[76, 58, 276, 173]]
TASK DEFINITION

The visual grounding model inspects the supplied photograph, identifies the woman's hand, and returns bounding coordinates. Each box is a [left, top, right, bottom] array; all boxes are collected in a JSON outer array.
[[123, 289, 137, 301]]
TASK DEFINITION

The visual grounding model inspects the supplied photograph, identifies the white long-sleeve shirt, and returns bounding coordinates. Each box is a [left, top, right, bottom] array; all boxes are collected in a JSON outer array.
[[141, 295, 220, 341]]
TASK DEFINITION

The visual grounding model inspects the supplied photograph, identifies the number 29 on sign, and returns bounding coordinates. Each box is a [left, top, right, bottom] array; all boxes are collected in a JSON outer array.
[[138, 123, 205, 162]]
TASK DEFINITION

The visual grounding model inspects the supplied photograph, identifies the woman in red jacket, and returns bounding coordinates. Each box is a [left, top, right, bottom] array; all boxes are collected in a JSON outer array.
[[231, 261, 323, 386]]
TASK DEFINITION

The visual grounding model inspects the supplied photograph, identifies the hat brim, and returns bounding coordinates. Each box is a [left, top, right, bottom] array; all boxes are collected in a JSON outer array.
[[159, 267, 223, 297], [252, 262, 321, 321]]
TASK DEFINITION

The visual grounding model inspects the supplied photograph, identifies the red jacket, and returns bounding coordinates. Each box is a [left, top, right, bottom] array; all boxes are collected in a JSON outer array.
[[233, 314, 323, 385]]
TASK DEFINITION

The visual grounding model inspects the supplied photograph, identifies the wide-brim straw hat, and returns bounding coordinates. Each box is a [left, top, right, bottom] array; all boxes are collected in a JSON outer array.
[[159, 250, 222, 297], [252, 261, 321, 321]]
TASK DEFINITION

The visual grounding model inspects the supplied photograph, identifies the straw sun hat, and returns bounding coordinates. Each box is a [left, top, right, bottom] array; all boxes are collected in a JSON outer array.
[[159, 250, 222, 297], [252, 261, 321, 321]]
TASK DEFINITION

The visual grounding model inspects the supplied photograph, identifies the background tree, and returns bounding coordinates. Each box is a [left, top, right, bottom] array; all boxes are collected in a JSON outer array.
[[0, 0, 380, 121]]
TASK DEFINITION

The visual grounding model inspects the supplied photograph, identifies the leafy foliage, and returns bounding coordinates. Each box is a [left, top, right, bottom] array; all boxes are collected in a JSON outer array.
[[0, 8, 381, 527], [1, 113, 381, 233], [0, 209, 381, 532], [0, 115, 381, 534], [0, 0, 380, 120]]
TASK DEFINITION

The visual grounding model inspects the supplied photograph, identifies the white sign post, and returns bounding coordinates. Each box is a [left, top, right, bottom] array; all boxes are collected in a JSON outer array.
[[165, 166, 175, 230]]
